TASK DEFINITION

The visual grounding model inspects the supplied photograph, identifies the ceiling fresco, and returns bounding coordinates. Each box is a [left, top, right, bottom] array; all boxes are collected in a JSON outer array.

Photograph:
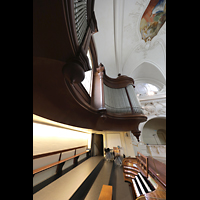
[[140, 0, 166, 42]]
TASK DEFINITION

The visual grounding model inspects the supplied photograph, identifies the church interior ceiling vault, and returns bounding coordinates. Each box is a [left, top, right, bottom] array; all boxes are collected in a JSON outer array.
[[93, 0, 166, 100]]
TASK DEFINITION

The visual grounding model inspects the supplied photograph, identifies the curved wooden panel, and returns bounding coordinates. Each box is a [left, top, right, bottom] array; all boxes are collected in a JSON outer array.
[[103, 71, 135, 89], [33, 0, 147, 138]]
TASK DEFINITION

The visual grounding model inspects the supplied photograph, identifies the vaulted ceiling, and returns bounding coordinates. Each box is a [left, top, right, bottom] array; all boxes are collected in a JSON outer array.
[[93, 0, 166, 92]]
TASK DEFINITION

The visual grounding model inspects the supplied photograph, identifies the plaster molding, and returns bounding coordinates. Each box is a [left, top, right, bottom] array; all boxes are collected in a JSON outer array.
[[122, 39, 166, 77], [134, 37, 166, 60], [140, 99, 166, 117], [134, 77, 165, 89], [130, 59, 166, 81]]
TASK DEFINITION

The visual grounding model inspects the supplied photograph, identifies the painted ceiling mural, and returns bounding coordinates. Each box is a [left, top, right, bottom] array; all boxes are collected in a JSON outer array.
[[140, 0, 166, 42]]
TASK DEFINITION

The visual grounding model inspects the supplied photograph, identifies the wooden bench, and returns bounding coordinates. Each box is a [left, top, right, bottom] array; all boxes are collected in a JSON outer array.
[[98, 185, 112, 200]]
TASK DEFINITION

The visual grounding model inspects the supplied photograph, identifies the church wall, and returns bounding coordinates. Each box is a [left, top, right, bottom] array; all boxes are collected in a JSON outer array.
[[33, 122, 91, 187], [130, 96, 166, 156], [92, 130, 136, 157], [33, 122, 90, 155], [142, 118, 166, 145]]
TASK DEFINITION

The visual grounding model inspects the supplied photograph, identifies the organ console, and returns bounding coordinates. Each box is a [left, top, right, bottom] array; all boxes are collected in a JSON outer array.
[[122, 152, 166, 200]]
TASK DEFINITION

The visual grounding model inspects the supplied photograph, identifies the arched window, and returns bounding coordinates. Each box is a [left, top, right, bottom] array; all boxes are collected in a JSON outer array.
[[135, 83, 159, 97]]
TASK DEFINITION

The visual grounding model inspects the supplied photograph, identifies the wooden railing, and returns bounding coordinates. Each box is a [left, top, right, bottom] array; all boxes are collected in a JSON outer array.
[[136, 152, 166, 188], [33, 145, 89, 175], [136, 152, 148, 178]]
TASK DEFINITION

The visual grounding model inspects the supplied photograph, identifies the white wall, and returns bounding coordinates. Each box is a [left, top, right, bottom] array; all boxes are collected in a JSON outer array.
[[123, 132, 136, 157], [33, 122, 91, 155], [96, 130, 136, 157], [142, 118, 166, 145], [107, 133, 122, 149], [130, 96, 166, 155], [33, 122, 92, 186]]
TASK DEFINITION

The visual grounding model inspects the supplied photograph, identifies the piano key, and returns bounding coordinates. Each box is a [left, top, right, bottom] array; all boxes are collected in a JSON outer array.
[[138, 173, 152, 192], [137, 174, 149, 193], [134, 177, 143, 195], [135, 176, 146, 195], [132, 179, 140, 197]]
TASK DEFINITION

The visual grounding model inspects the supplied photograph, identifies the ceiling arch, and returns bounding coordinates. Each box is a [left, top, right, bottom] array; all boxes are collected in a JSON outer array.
[[131, 61, 165, 88], [93, 0, 166, 84]]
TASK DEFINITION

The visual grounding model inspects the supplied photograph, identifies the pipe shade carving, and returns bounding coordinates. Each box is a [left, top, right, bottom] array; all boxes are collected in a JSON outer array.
[[62, 59, 85, 83]]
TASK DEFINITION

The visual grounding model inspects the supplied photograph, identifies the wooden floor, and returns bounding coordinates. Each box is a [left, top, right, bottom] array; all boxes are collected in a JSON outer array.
[[110, 162, 134, 200]]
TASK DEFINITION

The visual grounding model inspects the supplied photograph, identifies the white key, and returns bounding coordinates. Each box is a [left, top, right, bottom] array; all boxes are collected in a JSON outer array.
[[132, 179, 140, 197], [138, 173, 152, 192], [135, 176, 146, 194]]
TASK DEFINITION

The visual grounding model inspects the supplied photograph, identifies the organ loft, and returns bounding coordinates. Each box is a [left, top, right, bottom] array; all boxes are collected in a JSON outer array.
[[33, 0, 166, 199]]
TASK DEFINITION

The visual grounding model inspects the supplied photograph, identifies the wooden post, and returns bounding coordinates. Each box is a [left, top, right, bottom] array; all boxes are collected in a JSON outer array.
[[96, 63, 106, 111], [91, 63, 106, 112]]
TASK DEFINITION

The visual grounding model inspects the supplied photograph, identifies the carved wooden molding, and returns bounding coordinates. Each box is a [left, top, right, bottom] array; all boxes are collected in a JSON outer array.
[[103, 69, 135, 89], [62, 58, 85, 83]]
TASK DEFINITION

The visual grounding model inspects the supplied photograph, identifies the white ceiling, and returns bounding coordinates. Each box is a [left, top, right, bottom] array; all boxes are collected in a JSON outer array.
[[93, 0, 166, 90]]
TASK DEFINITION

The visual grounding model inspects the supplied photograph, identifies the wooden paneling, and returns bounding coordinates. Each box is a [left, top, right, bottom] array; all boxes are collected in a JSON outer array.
[[33, 0, 147, 139], [147, 156, 166, 188], [103, 71, 135, 89]]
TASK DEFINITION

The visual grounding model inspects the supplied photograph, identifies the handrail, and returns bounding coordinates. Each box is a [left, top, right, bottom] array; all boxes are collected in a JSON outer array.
[[33, 151, 89, 175], [33, 145, 87, 159], [33, 145, 88, 175]]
